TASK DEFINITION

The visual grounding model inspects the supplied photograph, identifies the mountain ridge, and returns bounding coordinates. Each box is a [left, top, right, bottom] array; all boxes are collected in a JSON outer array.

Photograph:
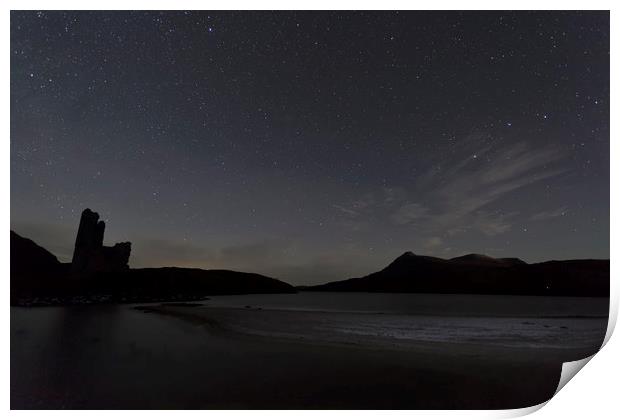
[[306, 251, 608, 297]]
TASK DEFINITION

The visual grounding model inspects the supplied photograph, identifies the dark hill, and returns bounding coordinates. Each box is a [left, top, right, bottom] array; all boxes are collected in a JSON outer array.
[[11, 231, 70, 299], [92, 267, 296, 299], [449, 253, 526, 267], [11, 230, 62, 274], [11, 231, 295, 306], [308, 251, 608, 297]]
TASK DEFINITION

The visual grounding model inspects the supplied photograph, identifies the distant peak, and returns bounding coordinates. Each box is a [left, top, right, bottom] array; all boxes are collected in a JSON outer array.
[[387, 251, 419, 267], [390, 251, 445, 264], [499, 257, 528, 265]]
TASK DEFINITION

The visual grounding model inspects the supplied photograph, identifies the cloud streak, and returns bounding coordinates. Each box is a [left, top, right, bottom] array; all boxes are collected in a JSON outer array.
[[334, 134, 568, 240], [530, 206, 569, 221]]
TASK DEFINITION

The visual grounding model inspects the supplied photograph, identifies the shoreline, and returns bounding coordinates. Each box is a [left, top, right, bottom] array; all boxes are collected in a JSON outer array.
[[11, 295, 608, 409], [137, 303, 605, 364]]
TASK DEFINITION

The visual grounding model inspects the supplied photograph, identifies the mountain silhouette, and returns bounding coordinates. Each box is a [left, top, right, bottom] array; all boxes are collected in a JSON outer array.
[[449, 253, 527, 267], [11, 230, 62, 274], [307, 251, 608, 297]]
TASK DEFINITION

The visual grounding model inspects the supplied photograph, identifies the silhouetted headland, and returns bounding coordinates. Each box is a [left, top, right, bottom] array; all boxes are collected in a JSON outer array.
[[305, 251, 609, 297], [11, 209, 295, 306]]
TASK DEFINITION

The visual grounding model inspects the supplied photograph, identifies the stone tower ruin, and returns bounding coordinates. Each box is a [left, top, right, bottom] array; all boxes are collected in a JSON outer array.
[[71, 208, 131, 273]]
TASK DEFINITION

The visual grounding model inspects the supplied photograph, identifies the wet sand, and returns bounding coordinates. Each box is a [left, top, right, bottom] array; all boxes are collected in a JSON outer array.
[[130, 303, 605, 409]]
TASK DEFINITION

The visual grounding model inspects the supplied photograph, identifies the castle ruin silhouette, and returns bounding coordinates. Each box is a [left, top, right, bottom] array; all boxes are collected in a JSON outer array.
[[71, 209, 131, 273]]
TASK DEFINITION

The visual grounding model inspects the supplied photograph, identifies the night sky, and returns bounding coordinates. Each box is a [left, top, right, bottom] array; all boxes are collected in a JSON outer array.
[[10, 11, 609, 285]]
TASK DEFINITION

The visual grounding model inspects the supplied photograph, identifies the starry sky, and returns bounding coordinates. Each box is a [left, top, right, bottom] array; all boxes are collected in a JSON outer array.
[[10, 11, 609, 285]]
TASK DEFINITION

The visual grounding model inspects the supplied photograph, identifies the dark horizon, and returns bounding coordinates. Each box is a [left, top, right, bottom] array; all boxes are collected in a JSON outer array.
[[9, 207, 610, 290], [11, 11, 609, 285]]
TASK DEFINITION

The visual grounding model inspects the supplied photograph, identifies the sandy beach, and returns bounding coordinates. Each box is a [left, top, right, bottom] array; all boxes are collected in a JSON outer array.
[[11, 293, 608, 409]]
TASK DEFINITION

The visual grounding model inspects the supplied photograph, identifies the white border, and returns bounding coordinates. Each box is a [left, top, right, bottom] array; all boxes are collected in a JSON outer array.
[[4, 2, 617, 419]]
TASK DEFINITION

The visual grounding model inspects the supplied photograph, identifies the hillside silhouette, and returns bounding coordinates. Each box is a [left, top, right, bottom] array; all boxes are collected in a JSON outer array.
[[11, 209, 295, 306], [306, 251, 609, 297]]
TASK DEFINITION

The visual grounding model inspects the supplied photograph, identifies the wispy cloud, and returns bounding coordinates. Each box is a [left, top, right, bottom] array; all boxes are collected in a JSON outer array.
[[334, 133, 568, 239], [382, 187, 407, 205], [390, 202, 429, 225], [424, 236, 443, 248], [470, 210, 519, 236], [332, 204, 359, 217], [429, 141, 566, 225], [399, 136, 566, 235], [332, 192, 377, 218], [530, 206, 569, 221]]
